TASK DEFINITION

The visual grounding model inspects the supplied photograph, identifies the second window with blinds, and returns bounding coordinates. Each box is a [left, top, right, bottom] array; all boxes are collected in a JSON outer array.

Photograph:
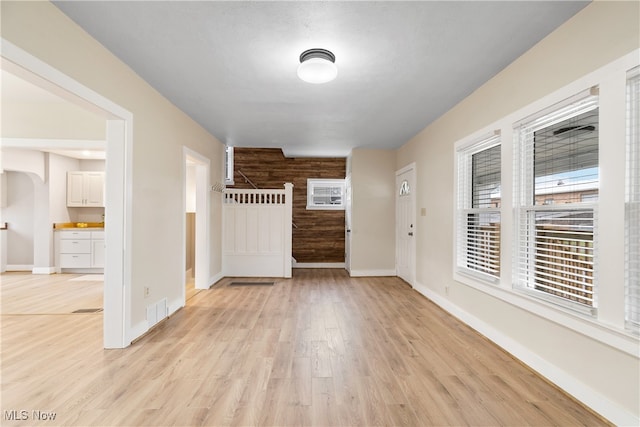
[[514, 88, 599, 315], [456, 133, 502, 282]]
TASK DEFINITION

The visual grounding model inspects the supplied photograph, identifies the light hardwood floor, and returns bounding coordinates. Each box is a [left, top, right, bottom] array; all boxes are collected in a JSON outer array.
[[1, 272, 103, 314], [1, 269, 610, 426]]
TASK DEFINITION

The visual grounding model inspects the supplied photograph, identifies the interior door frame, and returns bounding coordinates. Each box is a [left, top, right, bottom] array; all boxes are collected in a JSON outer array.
[[344, 173, 352, 274], [395, 163, 416, 287], [182, 147, 211, 306], [2, 38, 134, 349]]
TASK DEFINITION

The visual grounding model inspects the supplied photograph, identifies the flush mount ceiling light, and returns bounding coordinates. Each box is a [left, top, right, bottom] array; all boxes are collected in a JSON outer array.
[[297, 48, 337, 84]]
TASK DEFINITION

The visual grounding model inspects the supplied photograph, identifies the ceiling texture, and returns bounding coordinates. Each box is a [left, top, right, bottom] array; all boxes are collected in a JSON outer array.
[[53, 1, 589, 157]]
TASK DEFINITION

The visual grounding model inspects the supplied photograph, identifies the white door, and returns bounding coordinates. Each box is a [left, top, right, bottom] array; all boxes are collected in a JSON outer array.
[[344, 174, 352, 273], [396, 164, 416, 286]]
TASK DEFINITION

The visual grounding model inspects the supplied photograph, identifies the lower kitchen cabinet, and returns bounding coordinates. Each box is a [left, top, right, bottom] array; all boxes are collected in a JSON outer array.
[[57, 229, 104, 271]]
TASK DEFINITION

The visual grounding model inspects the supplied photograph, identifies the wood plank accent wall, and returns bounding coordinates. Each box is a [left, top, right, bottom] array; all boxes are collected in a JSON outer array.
[[229, 148, 346, 264]]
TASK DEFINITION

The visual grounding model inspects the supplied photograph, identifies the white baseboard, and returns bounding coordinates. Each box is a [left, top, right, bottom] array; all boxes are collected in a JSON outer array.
[[412, 281, 639, 427], [6, 264, 33, 271], [59, 268, 104, 274], [208, 272, 224, 288], [349, 269, 396, 277], [293, 262, 345, 269], [128, 320, 148, 345], [168, 298, 184, 317], [32, 266, 56, 274]]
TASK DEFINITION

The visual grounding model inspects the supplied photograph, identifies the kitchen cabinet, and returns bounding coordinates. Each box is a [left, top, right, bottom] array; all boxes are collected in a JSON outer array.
[[67, 171, 104, 207], [57, 229, 104, 270], [91, 232, 105, 268]]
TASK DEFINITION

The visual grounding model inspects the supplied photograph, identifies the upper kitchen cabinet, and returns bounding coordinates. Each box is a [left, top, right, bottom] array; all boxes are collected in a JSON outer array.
[[67, 171, 105, 207]]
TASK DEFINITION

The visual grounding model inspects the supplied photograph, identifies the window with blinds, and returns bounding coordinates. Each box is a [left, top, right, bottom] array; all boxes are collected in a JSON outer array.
[[224, 146, 234, 185], [626, 66, 640, 333], [514, 89, 599, 313], [456, 134, 501, 281]]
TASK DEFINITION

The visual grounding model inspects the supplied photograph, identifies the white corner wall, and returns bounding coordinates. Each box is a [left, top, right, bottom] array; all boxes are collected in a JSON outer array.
[[396, 2, 640, 425], [349, 148, 396, 276], [3, 171, 34, 268], [1, 1, 225, 342]]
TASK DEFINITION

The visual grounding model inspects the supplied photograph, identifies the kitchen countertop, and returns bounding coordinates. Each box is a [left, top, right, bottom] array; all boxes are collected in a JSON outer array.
[[53, 222, 104, 230], [55, 227, 104, 231]]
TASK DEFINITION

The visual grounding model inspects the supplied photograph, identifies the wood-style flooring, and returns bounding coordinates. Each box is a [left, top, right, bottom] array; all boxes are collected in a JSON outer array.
[[1, 269, 610, 426]]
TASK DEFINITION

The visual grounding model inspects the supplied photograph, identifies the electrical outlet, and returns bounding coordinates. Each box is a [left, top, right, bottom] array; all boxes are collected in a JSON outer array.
[[144, 286, 150, 297]]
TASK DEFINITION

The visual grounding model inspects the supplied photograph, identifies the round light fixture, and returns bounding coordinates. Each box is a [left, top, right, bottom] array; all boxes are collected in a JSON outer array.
[[297, 48, 337, 84]]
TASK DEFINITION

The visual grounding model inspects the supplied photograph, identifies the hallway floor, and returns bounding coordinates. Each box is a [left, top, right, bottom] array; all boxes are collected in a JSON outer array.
[[1, 269, 610, 426]]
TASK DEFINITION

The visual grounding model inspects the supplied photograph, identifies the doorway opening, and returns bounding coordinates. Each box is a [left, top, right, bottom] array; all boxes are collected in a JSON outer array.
[[183, 147, 210, 305], [2, 38, 133, 348]]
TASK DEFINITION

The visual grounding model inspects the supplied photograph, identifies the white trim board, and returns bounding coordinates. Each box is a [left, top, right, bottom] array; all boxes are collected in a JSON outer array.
[[6, 264, 33, 271], [293, 262, 346, 269], [1, 138, 106, 151], [412, 280, 639, 427], [69, 274, 104, 282], [32, 267, 56, 275], [209, 272, 224, 288], [349, 269, 396, 277]]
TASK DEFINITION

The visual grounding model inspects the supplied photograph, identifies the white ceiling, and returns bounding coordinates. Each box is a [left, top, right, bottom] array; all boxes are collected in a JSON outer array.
[[53, 1, 589, 157]]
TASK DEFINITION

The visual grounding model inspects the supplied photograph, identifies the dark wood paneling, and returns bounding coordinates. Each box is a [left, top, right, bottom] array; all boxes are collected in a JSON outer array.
[[230, 148, 346, 263]]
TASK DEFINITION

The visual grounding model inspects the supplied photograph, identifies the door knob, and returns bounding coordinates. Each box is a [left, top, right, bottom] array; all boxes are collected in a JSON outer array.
[[408, 232, 414, 236]]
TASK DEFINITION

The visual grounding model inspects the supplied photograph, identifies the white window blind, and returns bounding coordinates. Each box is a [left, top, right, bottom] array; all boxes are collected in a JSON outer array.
[[224, 146, 234, 185], [626, 66, 640, 333], [456, 134, 501, 280], [514, 89, 599, 313]]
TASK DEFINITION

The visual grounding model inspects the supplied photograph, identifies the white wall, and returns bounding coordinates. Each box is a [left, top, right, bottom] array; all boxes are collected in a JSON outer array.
[[0, 172, 6, 208], [349, 148, 396, 276], [3, 171, 34, 268], [1, 1, 224, 338], [0, 148, 45, 181], [0, 149, 45, 270], [185, 163, 196, 213], [79, 159, 105, 172], [396, 2, 639, 424], [1, 101, 105, 139]]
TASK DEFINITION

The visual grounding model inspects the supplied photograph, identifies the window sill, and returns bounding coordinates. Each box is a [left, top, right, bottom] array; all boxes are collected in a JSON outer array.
[[306, 205, 345, 211], [455, 267, 500, 286], [453, 271, 639, 357]]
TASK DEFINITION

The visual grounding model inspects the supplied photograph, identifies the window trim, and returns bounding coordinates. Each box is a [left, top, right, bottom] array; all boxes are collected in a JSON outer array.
[[306, 178, 346, 210], [455, 131, 502, 284], [625, 65, 640, 334], [224, 146, 234, 186], [513, 90, 599, 316], [450, 50, 640, 358]]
